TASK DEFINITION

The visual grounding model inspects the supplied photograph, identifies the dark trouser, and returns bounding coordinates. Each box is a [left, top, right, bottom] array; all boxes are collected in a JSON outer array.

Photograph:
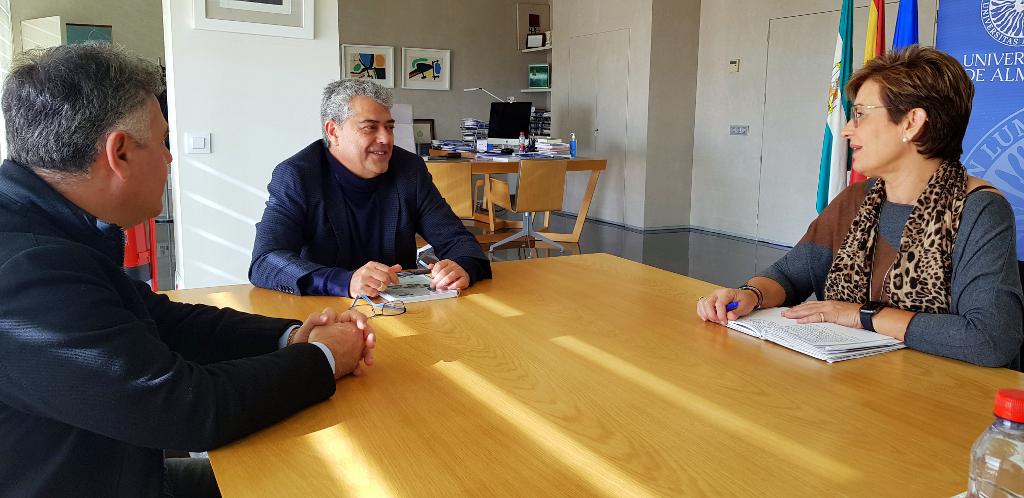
[[164, 457, 221, 498]]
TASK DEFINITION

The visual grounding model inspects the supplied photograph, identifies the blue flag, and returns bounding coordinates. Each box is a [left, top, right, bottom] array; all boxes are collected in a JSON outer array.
[[892, 0, 918, 50]]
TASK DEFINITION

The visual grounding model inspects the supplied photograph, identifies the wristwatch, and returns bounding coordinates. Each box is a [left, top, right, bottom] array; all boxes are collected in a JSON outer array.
[[859, 301, 885, 332]]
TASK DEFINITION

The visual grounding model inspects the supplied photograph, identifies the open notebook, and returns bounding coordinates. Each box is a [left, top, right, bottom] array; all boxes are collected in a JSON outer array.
[[726, 307, 905, 363], [380, 273, 458, 303]]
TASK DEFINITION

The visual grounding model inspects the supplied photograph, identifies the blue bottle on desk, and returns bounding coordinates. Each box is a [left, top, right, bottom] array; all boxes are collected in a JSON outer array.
[[569, 132, 577, 158]]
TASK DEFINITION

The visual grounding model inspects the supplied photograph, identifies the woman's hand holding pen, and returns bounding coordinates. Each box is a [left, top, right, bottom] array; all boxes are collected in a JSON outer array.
[[696, 287, 758, 325]]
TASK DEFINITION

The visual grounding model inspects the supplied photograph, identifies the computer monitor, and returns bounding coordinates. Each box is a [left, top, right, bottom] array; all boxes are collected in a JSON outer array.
[[487, 102, 532, 145]]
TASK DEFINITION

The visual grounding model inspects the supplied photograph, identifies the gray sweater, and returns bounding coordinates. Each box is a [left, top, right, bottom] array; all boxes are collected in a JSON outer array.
[[759, 186, 1023, 367]]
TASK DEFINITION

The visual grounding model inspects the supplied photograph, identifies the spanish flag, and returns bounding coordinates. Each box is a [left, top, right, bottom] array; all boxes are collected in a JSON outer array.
[[850, 0, 886, 185]]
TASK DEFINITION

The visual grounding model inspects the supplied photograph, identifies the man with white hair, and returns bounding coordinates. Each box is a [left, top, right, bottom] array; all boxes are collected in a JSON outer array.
[[249, 79, 491, 297]]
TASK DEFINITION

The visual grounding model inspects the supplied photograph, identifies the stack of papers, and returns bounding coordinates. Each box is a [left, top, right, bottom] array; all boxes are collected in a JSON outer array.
[[473, 152, 569, 162], [534, 140, 570, 157], [460, 118, 488, 143], [726, 308, 905, 363], [432, 140, 475, 153]]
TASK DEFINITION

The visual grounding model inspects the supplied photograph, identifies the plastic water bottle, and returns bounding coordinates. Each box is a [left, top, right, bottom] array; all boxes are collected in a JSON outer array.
[[569, 132, 577, 158], [518, 131, 526, 153], [968, 389, 1024, 498]]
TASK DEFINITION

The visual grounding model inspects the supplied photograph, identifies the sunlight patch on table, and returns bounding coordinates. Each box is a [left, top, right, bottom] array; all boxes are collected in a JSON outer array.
[[372, 318, 419, 338], [203, 291, 245, 311], [462, 294, 524, 318], [434, 361, 657, 498], [551, 336, 859, 483], [304, 424, 396, 497]]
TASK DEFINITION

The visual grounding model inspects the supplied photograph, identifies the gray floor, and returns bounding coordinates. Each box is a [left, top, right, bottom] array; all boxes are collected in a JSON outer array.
[[486, 212, 789, 288]]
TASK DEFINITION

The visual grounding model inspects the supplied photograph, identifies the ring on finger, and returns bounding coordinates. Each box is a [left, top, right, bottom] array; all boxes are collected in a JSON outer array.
[[697, 296, 705, 303]]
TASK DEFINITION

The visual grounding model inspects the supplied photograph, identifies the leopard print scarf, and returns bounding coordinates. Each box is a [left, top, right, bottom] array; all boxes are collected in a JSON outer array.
[[824, 160, 967, 313]]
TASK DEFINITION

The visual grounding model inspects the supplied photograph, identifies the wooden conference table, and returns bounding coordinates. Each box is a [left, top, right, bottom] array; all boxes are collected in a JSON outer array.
[[165, 254, 1023, 497], [428, 157, 607, 243]]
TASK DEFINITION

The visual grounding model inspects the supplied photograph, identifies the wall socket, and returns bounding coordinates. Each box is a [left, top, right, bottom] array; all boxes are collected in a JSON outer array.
[[729, 125, 750, 136]]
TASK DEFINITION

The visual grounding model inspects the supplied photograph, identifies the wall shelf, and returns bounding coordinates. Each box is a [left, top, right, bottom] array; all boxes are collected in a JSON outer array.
[[521, 88, 551, 93], [521, 46, 552, 53]]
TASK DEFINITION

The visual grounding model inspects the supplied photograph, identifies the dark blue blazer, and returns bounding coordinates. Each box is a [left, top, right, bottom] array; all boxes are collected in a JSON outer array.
[[0, 161, 336, 496], [249, 141, 491, 295]]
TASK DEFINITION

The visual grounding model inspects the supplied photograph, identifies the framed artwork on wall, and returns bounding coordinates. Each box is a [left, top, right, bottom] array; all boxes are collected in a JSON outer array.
[[65, 24, 112, 45], [402, 47, 450, 91], [528, 63, 550, 88], [342, 44, 394, 88], [413, 119, 436, 143], [193, 0, 314, 39], [516, 3, 551, 50]]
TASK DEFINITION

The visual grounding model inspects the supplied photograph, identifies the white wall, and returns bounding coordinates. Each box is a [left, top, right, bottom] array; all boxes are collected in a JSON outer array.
[[552, 0, 653, 229], [690, 0, 938, 244], [12, 0, 163, 62], [645, 0, 700, 229], [163, 0, 340, 289]]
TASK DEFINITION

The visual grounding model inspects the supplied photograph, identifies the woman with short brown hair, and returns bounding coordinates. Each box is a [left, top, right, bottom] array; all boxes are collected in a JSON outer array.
[[697, 46, 1023, 368]]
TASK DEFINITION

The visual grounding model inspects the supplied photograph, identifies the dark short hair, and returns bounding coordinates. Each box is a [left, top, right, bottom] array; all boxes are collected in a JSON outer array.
[[846, 45, 973, 161], [2, 43, 164, 174]]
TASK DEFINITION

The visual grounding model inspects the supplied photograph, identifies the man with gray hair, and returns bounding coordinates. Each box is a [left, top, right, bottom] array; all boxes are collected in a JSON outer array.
[[0, 44, 376, 496], [249, 79, 491, 297]]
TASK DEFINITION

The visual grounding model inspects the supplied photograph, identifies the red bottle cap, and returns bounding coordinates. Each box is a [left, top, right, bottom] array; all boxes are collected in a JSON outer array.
[[994, 389, 1024, 423]]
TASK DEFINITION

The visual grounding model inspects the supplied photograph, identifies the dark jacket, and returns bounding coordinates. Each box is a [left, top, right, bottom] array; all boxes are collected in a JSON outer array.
[[0, 161, 336, 497], [249, 141, 491, 296]]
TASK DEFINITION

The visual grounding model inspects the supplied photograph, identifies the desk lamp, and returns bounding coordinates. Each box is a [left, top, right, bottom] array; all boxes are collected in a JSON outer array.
[[463, 87, 515, 103]]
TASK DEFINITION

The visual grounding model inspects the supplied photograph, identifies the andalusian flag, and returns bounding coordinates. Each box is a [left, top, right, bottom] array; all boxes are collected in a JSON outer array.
[[892, 0, 918, 50], [816, 0, 854, 213], [850, 0, 886, 185]]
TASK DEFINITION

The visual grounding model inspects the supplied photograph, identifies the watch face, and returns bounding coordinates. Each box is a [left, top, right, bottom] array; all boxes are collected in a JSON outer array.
[[861, 301, 884, 314]]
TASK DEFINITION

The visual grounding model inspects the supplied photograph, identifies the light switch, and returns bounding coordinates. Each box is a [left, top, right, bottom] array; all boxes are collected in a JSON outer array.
[[185, 132, 211, 154], [729, 125, 750, 136]]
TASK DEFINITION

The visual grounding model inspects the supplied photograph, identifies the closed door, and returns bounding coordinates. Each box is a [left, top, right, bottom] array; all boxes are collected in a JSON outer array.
[[759, 3, 898, 246], [566, 28, 630, 224]]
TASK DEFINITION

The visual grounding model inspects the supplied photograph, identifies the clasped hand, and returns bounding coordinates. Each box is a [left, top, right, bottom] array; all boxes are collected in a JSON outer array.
[[292, 307, 376, 379]]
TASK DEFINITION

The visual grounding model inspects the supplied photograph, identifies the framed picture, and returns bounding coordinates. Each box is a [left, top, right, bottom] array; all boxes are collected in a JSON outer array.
[[528, 64, 550, 89], [412, 119, 436, 144], [65, 24, 113, 45], [342, 44, 394, 88], [402, 48, 450, 91], [516, 3, 551, 50], [193, 0, 314, 39]]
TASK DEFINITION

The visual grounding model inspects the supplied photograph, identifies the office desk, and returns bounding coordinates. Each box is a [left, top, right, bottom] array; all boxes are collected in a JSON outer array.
[[164, 254, 1023, 497], [428, 158, 607, 243]]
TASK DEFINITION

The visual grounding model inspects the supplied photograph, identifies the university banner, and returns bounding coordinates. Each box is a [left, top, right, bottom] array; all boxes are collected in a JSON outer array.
[[937, 0, 1024, 259]]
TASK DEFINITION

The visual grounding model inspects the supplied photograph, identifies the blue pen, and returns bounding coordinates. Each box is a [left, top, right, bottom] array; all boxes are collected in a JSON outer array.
[[726, 301, 739, 312]]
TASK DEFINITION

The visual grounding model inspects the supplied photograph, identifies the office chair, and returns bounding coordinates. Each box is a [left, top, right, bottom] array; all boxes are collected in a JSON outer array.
[[487, 159, 567, 254], [426, 161, 474, 219]]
